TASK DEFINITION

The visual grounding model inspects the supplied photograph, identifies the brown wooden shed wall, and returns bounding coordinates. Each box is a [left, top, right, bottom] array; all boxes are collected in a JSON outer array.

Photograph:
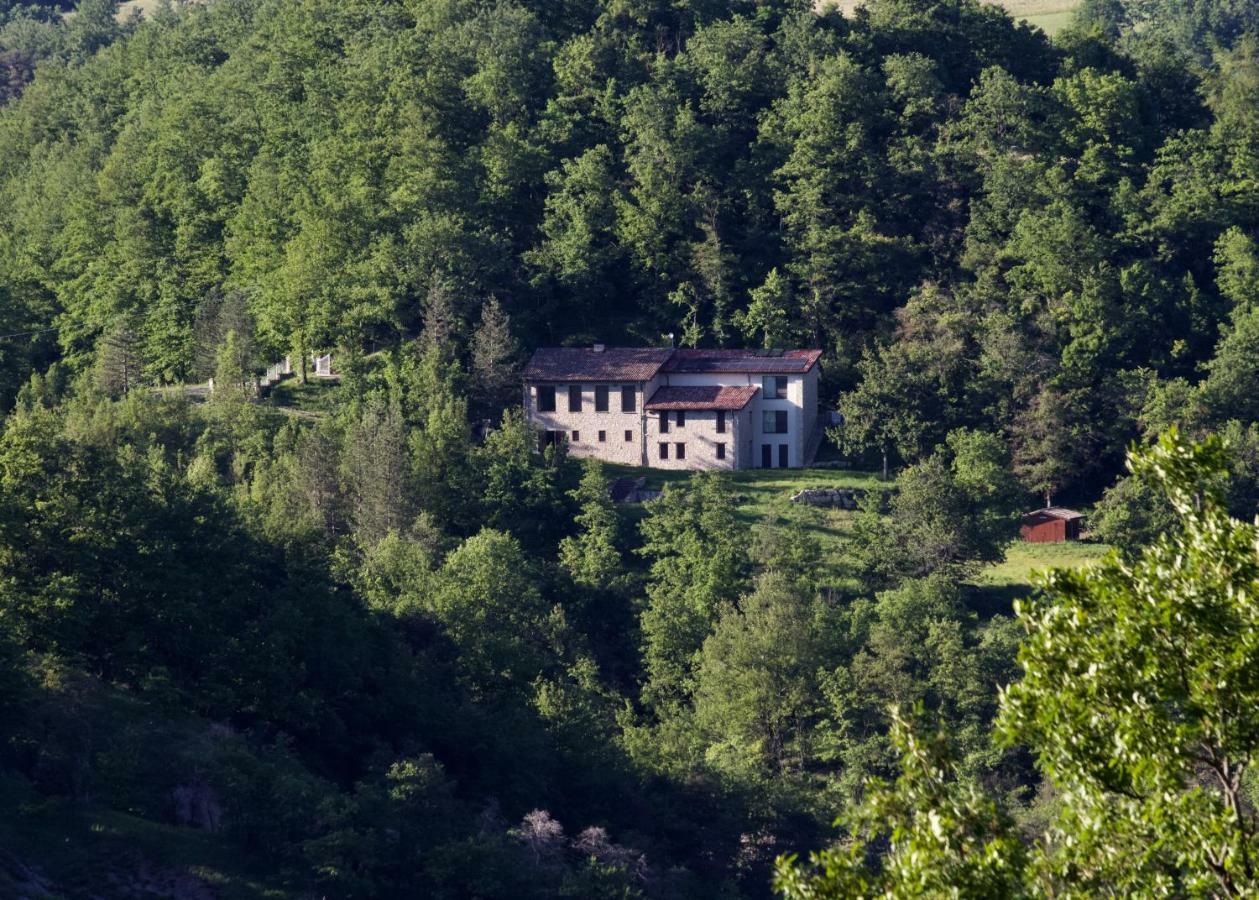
[[1022, 518, 1067, 543]]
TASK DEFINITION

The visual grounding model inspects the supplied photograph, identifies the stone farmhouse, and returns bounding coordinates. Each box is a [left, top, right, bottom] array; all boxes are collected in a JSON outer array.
[[522, 346, 823, 470]]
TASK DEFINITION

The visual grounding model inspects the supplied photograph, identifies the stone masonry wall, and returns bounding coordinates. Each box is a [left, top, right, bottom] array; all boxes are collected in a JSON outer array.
[[526, 381, 650, 466]]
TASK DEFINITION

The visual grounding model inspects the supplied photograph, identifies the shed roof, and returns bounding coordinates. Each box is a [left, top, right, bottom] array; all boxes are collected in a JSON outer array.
[[1022, 508, 1085, 523], [645, 385, 760, 411], [523, 347, 673, 382]]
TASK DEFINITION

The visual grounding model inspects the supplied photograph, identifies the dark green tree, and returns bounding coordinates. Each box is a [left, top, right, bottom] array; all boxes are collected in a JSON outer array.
[[558, 459, 622, 590], [637, 472, 750, 708], [849, 428, 1022, 584]]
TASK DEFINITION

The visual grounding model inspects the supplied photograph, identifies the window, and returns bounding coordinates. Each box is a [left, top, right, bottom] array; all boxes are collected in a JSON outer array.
[[763, 410, 788, 434], [568, 385, 583, 412], [595, 385, 609, 412], [660, 413, 670, 434], [598, 430, 606, 442], [716, 411, 726, 434], [764, 376, 787, 400], [537, 386, 556, 412], [572, 430, 580, 442], [676, 411, 686, 427], [659, 442, 669, 460], [779, 444, 789, 469], [716, 442, 726, 461], [675, 442, 686, 460], [621, 386, 636, 412], [625, 430, 633, 442]]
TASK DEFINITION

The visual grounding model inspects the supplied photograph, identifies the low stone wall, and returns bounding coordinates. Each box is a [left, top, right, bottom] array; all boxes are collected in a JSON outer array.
[[790, 487, 867, 509]]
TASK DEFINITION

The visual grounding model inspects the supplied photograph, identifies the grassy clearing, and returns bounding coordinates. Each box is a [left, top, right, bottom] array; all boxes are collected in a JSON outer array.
[[970, 539, 1112, 614], [981, 539, 1112, 588], [1022, 9, 1077, 34], [263, 377, 342, 417], [605, 463, 1109, 616], [827, 0, 1081, 34], [117, 0, 162, 18], [605, 464, 886, 561], [115, 0, 198, 21], [999, 0, 1080, 15]]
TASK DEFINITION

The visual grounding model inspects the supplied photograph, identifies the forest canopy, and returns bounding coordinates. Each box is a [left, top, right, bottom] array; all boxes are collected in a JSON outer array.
[[0, 0, 1257, 896], [0, 0, 1251, 506]]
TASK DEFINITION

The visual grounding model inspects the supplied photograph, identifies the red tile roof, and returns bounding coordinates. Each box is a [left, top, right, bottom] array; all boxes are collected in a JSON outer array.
[[523, 347, 824, 381], [645, 385, 760, 411], [662, 349, 823, 375], [523, 347, 674, 382]]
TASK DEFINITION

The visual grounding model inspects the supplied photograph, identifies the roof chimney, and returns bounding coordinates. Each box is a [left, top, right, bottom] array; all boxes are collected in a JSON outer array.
[[592, 343, 606, 353]]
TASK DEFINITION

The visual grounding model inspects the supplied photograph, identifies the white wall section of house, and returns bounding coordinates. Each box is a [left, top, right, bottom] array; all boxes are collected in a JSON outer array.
[[644, 409, 739, 471]]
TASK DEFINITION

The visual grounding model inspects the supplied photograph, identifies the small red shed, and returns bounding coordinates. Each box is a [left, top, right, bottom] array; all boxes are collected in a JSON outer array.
[[1020, 508, 1085, 543]]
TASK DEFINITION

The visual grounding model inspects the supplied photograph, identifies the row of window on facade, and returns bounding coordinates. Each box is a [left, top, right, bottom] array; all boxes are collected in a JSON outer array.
[[538, 396, 789, 438], [661, 409, 790, 435], [542, 429, 639, 445], [660, 410, 722, 432], [535, 376, 791, 414], [536, 384, 637, 413], [540, 429, 729, 462]]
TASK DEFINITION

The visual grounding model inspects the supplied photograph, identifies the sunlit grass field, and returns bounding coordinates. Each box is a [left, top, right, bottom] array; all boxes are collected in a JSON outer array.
[[1021, 7, 1078, 34], [62, 0, 179, 22], [828, 0, 1081, 35], [979, 539, 1112, 589], [116, 0, 177, 20], [971, 538, 1112, 613]]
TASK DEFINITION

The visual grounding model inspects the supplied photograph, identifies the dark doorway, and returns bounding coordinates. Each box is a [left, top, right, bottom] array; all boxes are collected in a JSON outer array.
[[762, 444, 772, 469], [779, 444, 789, 469]]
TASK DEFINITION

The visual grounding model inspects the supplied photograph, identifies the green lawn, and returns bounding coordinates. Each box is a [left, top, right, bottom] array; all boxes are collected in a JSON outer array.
[[605, 464, 885, 564], [980, 540, 1112, 588], [605, 463, 1109, 611], [970, 539, 1112, 614], [263, 378, 342, 417]]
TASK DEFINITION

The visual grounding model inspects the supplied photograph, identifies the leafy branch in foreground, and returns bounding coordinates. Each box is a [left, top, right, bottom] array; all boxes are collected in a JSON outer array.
[[780, 430, 1259, 897], [774, 706, 1027, 900], [1002, 430, 1259, 897]]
